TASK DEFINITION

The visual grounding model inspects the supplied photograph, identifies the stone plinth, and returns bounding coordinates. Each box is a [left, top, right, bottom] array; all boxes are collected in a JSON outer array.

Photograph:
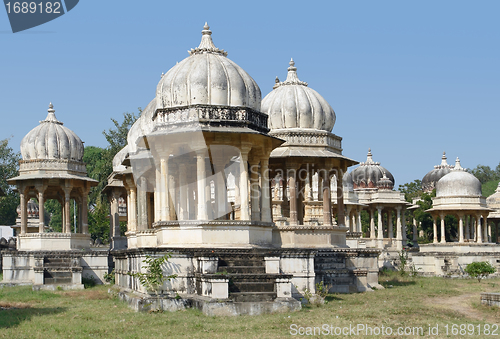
[[17, 233, 91, 251]]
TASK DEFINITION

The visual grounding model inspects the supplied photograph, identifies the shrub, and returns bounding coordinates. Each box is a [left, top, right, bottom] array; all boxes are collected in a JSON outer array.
[[128, 253, 177, 296], [464, 261, 496, 282]]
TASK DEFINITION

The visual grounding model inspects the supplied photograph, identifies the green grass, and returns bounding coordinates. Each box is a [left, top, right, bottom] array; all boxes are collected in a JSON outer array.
[[0, 276, 499, 338]]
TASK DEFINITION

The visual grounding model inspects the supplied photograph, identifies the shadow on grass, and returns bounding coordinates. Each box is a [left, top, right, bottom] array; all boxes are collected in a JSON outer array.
[[0, 306, 66, 329], [379, 279, 417, 288], [325, 295, 343, 302]]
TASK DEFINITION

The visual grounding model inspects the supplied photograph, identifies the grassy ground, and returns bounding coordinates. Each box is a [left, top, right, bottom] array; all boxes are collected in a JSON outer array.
[[0, 273, 499, 338]]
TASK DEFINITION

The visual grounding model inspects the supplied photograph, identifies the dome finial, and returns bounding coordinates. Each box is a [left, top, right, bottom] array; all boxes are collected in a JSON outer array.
[[273, 58, 307, 88], [366, 148, 373, 163], [454, 157, 465, 171], [189, 22, 227, 56], [441, 151, 449, 166], [42, 102, 62, 125]]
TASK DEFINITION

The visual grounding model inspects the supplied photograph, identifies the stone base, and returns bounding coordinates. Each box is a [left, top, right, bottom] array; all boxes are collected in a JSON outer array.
[[115, 288, 301, 316], [272, 225, 348, 248], [33, 283, 84, 291], [17, 233, 91, 251], [481, 293, 500, 307], [419, 243, 500, 253]]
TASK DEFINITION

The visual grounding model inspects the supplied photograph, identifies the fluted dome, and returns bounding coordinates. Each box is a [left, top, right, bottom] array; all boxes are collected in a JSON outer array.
[[421, 152, 454, 192], [351, 149, 395, 189], [436, 158, 482, 197], [486, 183, 500, 208], [17, 199, 39, 219], [20, 103, 84, 162], [262, 59, 336, 132], [156, 24, 261, 111]]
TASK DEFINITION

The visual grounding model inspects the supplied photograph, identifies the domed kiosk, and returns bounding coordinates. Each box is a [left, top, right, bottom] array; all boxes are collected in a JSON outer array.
[[425, 158, 492, 244], [487, 183, 500, 243], [7, 104, 97, 250], [4, 103, 102, 289], [349, 149, 409, 250], [421, 152, 454, 193]]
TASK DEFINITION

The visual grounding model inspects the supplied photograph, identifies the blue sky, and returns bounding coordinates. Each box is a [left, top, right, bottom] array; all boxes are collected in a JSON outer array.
[[1, 0, 499, 187]]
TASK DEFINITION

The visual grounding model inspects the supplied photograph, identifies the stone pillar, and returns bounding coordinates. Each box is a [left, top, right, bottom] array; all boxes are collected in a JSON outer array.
[[356, 210, 362, 233], [483, 216, 488, 243], [465, 216, 470, 240], [239, 147, 251, 220], [109, 190, 120, 238], [129, 186, 137, 232], [322, 171, 332, 226], [402, 208, 407, 242], [476, 214, 482, 244], [304, 169, 312, 202], [288, 166, 298, 225], [154, 166, 161, 222], [196, 150, 208, 220], [169, 168, 177, 221], [82, 193, 89, 235], [345, 206, 352, 232], [336, 170, 345, 227], [440, 213, 446, 244], [369, 209, 375, 239], [250, 158, 260, 221], [38, 190, 45, 233], [64, 189, 71, 234], [178, 163, 188, 220], [388, 210, 393, 239], [396, 206, 403, 249], [377, 206, 383, 248], [458, 213, 464, 243], [260, 158, 272, 222], [432, 215, 438, 243], [160, 157, 170, 221], [20, 190, 27, 235]]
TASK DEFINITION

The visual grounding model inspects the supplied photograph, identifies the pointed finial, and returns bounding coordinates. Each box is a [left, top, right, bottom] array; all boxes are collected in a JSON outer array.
[[366, 148, 374, 163], [275, 76, 279, 83], [454, 157, 464, 171], [440, 151, 448, 166], [189, 22, 227, 56], [275, 58, 308, 87], [41, 102, 62, 124]]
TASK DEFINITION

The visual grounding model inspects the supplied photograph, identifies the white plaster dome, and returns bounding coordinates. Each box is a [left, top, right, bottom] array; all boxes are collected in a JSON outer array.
[[486, 183, 500, 209], [436, 158, 482, 197], [351, 149, 395, 189], [262, 59, 336, 132], [156, 24, 261, 111], [20, 103, 84, 162]]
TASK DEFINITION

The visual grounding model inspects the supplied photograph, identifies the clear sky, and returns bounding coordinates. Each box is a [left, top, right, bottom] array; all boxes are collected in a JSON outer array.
[[1, 0, 499, 187]]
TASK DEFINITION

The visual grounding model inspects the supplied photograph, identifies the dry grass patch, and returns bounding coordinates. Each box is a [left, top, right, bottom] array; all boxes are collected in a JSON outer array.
[[59, 289, 110, 300]]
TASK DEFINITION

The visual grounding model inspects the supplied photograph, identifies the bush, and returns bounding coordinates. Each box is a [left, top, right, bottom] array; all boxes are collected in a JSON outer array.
[[82, 275, 97, 288], [464, 261, 496, 282]]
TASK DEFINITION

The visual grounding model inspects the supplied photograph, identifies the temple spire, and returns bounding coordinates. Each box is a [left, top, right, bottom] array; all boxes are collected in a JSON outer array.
[[41, 102, 63, 125]]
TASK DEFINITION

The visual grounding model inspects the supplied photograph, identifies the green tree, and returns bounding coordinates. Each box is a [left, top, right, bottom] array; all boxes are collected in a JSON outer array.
[[103, 111, 141, 156], [0, 138, 21, 225], [471, 164, 499, 184], [398, 179, 423, 203], [88, 198, 110, 243]]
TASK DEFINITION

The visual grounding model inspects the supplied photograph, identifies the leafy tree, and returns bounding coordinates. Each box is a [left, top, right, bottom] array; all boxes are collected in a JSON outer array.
[[398, 179, 423, 203], [464, 261, 496, 282], [83, 146, 113, 205], [413, 191, 434, 242], [128, 253, 177, 299], [88, 197, 110, 243], [471, 165, 499, 185], [103, 111, 141, 156], [0, 138, 21, 225]]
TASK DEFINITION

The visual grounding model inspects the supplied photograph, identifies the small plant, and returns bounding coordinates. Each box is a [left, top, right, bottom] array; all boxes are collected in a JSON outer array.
[[104, 269, 115, 284], [82, 275, 96, 289], [315, 281, 330, 299], [398, 248, 409, 276], [409, 263, 421, 278], [128, 253, 177, 297], [464, 261, 496, 282]]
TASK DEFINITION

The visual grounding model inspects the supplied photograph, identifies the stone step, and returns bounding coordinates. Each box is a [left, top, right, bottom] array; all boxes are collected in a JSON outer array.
[[44, 270, 72, 284], [219, 266, 265, 274], [230, 292, 276, 302]]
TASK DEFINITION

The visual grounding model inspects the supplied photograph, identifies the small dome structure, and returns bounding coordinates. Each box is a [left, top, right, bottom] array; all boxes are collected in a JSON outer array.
[[20, 103, 84, 162], [377, 172, 394, 190], [436, 158, 482, 197], [262, 59, 336, 131], [17, 199, 39, 219], [486, 183, 500, 209], [421, 152, 454, 192], [351, 149, 395, 189], [156, 23, 261, 111]]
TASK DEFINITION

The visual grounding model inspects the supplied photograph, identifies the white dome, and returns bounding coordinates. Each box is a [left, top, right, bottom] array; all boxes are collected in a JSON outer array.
[[436, 158, 482, 197], [126, 98, 156, 154], [262, 59, 336, 132], [156, 24, 261, 112], [20, 103, 84, 162]]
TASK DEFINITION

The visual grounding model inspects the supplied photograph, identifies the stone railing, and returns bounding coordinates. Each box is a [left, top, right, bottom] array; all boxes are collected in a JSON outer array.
[[153, 105, 269, 134], [269, 129, 342, 153]]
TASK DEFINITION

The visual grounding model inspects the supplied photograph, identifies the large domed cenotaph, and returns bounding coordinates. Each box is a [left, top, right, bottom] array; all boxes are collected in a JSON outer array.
[[105, 24, 381, 314]]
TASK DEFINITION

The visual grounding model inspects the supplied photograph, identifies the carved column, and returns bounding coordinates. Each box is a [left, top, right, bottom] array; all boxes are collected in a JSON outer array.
[[476, 214, 482, 243], [336, 169, 345, 227], [169, 166, 177, 220], [413, 217, 418, 242], [356, 210, 362, 233], [110, 189, 120, 237], [239, 145, 251, 220], [458, 213, 464, 243], [377, 206, 383, 247], [260, 158, 272, 222], [369, 209, 375, 239], [249, 158, 260, 221], [154, 165, 161, 222], [432, 215, 438, 243], [178, 163, 188, 220], [137, 177, 148, 230], [82, 192, 89, 235], [196, 150, 208, 220], [345, 206, 352, 232], [322, 171, 332, 226], [129, 186, 137, 232], [20, 189, 27, 235], [440, 213, 446, 243], [388, 210, 393, 239], [160, 157, 170, 221], [63, 187, 71, 234], [288, 165, 298, 225], [396, 206, 403, 249], [37, 189, 45, 233]]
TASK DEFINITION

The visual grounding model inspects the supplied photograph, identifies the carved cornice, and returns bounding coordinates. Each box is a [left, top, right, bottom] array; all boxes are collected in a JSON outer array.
[[269, 130, 342, 152], [19, 159, 87, 175], [153, 220, 275, 228]]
